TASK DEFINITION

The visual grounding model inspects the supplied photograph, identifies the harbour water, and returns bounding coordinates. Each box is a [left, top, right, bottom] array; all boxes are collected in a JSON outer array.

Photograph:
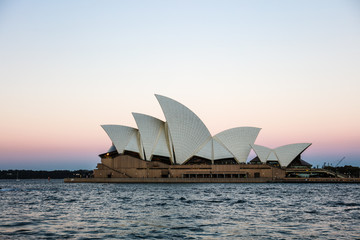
[[0, 179, 359, 239]]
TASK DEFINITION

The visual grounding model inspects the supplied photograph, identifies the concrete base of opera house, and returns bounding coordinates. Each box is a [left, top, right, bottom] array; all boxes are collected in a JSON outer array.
[[91, 154, 287, 179]]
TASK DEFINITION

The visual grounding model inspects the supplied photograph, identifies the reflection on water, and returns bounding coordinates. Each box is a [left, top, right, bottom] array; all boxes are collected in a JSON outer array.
[[0, 180, 359, 239]]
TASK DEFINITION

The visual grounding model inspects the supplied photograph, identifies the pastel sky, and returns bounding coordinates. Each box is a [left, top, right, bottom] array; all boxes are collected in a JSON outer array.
[[1, 0, 359, 170]]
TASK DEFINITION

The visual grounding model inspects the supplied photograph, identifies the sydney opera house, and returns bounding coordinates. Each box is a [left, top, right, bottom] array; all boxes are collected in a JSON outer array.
[[91, 94, 313, 182]]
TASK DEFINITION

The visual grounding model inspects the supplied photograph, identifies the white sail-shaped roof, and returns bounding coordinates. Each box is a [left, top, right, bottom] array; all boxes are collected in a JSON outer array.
[[267, 151, 278, 161], [152, 123, 171, 158], [101, 95, 312, 166], [251, 144, 272, 163], [214, 127, 261, 163], [194, 138, 213, 160], [132, 113, 170, 160], [164, 122, 175, 163], [124, 130, 142, 156], [194, 138, 235, 160], [107, 144, 117, 153], [274, 143, 311, 167], [101, 125, 138, 155], [213, 138, 234, 160], [156, 94, 212, 164]]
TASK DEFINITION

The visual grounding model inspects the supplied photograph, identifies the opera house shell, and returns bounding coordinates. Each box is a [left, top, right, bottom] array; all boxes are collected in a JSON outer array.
[[93, 94, 312, 181]]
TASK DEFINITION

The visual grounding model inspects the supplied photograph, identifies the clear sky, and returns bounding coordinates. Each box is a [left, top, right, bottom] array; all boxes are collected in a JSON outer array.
[[1, 0, 359, 170]]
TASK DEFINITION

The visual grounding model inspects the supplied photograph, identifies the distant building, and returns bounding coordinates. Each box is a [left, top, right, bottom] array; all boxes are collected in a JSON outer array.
[[93, 94, 311, 180]]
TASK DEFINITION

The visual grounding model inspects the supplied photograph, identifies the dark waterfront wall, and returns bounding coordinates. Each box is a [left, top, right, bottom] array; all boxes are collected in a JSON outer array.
[[64, 177, 274, 183]]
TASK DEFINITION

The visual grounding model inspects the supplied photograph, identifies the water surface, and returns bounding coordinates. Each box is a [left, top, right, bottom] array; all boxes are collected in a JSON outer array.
[[1, 180, 359, 239]]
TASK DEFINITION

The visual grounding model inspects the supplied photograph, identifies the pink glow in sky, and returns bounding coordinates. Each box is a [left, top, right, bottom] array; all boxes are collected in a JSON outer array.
[[1, 0, 359, 169]]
